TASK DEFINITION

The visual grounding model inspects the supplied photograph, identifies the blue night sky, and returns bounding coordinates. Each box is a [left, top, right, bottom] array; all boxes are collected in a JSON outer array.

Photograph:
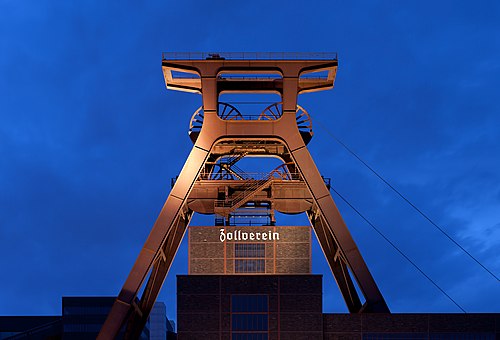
[[1, 1, 499, 323]]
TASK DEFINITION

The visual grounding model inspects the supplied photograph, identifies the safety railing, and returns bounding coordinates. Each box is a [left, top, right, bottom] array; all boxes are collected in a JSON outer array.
[[162, 52, 338, 61], [200, 171, 300, 181]]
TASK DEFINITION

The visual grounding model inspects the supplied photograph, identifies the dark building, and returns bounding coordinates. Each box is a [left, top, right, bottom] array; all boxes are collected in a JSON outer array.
[[0, 316, 61, 340], [62, 297, 149, 339], [0, 297, 174, 339], [149, 302, 176, 340], [178, 275, 323, 339], [322, 313, 499, 339], [177, 225, 500, 340]]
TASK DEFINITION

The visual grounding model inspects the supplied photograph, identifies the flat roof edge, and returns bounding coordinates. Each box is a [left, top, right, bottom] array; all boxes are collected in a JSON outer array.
[[162, 52, 338, 61]]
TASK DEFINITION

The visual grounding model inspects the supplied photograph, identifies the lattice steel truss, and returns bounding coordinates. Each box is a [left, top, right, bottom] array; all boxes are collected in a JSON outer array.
[[98, 53, 389, 339]]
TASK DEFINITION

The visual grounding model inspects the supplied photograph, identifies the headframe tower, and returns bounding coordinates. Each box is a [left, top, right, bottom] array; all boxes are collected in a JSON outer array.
[[98, 52, 389, 339]]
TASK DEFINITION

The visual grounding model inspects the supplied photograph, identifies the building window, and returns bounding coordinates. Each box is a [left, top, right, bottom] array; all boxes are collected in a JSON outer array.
[[231, 295, 268, 340], [235, 244, 265, 273], [235, 244, 265, 258]]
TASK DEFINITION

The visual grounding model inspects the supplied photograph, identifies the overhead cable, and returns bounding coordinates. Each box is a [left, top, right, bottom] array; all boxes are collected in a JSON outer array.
[[316, 121, 499, 282], [330, 185, 467, 313]]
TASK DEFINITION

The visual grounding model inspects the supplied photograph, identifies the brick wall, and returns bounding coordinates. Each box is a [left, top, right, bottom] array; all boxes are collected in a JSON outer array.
[[177, 275, 323, 340], [323, 313, 500, 339], [188, 226, 311, 274]]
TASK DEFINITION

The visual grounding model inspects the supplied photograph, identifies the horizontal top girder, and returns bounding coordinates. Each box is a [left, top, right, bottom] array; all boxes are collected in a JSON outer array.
[[162, 53, 338, 94], [162, 52, 338, 61]]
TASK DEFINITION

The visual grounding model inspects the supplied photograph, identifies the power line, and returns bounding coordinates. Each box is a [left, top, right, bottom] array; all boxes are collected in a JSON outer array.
[[316, 121, 499, 282], [329, 185, 467, 313]]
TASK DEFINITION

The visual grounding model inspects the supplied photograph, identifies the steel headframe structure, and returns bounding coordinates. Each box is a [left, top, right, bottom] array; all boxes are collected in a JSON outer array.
[[98, 52, 389, 339]]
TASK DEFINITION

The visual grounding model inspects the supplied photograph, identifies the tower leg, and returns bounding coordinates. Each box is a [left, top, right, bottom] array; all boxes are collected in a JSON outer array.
[[308, 210, 362, 312], [291, 146, 389, 312], [125, 211, 192, 339], [98, 146, 210, 339]]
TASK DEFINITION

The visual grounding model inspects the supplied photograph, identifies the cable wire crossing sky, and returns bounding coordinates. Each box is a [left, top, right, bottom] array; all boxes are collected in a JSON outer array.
[[0, 1, 499, 324]]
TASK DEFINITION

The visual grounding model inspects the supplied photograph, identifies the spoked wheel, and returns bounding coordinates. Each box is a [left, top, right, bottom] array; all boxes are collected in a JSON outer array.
[[218, 102, 243, 120], [259, 102, 313, 144], [188, 106, 204, 143]]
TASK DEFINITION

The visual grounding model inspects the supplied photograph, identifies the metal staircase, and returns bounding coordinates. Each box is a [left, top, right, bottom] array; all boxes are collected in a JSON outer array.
[[214, 165, 290, 217], [217, 152, 248, 180], [214, 176, 277, 217]]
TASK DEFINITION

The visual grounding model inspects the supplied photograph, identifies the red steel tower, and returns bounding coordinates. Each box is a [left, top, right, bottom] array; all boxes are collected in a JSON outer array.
[[98, 52, 389, 339]]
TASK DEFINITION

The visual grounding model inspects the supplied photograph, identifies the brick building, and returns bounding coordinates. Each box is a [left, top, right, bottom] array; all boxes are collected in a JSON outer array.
[[188, 226, 311, 275], [177, 225, 499, 339], [178, 275, 323, 339]]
